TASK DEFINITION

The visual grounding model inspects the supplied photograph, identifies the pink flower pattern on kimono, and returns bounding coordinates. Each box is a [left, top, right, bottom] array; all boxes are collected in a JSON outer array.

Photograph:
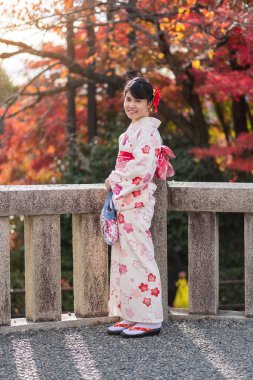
[[134, 202, 144, 208], [151, 287, 160, 297], [142, 145, 151, 154], [132, 190, 142, 197], [143, 298, 152, 307], [148, 273, 156, 282], [119, 264, 128, 274], [123, 223, 134, 233], [132, 176, 142, 185], [118, 213, 125, 224], [139, 283, 149, 292], [113, 184, 123, 195]]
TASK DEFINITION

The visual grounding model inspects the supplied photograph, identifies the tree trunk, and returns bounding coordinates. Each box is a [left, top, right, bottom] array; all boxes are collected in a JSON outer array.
[[126, 0, 139, 79], [182, 71, 209, 146], [106, 1, 117, 99], [86, 0, 97, 141], [66, 11, 76, 155], [232, 96, 248, 135], [212, 96, 230, 142]]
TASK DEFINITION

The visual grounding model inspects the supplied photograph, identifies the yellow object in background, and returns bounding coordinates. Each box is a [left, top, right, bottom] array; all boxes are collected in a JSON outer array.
[[173, 272, 189, 308]]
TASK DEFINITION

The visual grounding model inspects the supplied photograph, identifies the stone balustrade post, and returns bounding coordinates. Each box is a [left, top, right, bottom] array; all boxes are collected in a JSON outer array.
[[24, 215, 61, 322], [152, 179, 168, 322], [72, 213, 108, 317], [188, 212, 219, 315], [245, 213, 253, 317], [0, 217, 10, 325]]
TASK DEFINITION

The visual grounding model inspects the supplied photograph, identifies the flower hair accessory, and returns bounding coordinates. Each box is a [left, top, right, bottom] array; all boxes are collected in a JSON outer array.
[[152, 86, 161, 113]]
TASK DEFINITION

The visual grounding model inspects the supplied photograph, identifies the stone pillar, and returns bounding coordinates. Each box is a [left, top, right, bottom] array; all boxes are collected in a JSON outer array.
[[24, 215, 61, 322], [0, 217, 10, 325], [152, 179, 168, 322], [73, 213, 108, 317], [188, 212, 219, 315], [245, 213, 253, 317]]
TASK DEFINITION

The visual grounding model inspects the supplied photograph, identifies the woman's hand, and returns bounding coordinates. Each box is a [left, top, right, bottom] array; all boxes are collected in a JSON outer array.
[[105, 177, 111, 191]]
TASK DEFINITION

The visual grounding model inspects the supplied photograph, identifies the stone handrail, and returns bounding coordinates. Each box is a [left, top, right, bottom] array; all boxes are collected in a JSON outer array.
[[168, 181, 253, 317], [1, 181, 251, 327], [0, 182, 168, 326]]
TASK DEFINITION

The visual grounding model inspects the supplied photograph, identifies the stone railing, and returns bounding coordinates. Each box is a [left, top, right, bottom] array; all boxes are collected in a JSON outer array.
[[0, 181, 168, 327], [0, 181, 251, 327], [168, 181, 253, 317]]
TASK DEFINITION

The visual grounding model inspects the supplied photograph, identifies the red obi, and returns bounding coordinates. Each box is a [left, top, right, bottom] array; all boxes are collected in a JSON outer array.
[[117, 151, 134, 162]]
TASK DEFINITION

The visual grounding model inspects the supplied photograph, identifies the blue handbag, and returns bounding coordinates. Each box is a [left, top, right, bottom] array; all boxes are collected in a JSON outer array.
[[100, 190, 119, 246], [103, 190, 117, 220]]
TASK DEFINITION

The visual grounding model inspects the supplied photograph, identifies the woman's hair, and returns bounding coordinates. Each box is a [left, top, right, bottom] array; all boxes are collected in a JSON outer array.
[[123, 77, 154, 103]]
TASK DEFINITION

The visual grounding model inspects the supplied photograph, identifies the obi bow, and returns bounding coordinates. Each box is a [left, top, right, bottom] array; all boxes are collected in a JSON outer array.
[[154, 145, 176, 180]]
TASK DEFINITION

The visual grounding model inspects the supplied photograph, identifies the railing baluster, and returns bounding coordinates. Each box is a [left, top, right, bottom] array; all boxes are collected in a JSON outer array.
[[24, 215, 61, 322], [0, 217, 10, 325], [188, 212, 219, 315], [72, 213, 108, 317], [153, 179, 168, 322], [244, 213, 253, 317]]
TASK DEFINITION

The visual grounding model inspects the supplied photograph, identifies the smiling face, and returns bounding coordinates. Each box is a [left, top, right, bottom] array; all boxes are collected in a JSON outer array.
[[124, 91, 152, 122]]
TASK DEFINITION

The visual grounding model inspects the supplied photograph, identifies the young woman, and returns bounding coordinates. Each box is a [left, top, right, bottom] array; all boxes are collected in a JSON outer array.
[[105, 77, 174, 338]]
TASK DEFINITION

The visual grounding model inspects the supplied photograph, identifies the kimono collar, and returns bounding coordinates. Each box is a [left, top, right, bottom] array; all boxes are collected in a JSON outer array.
[[130, 116, 161, 131]]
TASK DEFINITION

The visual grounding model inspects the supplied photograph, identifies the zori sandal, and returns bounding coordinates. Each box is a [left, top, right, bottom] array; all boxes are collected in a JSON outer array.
[[121, 326, 161, 338], [107, 321, 136, 335]]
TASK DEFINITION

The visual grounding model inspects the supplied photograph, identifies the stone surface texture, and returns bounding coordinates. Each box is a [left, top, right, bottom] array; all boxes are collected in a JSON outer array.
[[152, 178, 168, 322], [188, 212, 219, 315], [0, 217, 10, 325], [245, 213, 253, 317], [73, 213, 108, 317], [24, 215, 61, 322], [168, 181, 253, 212], [0, 184, 106, 216]]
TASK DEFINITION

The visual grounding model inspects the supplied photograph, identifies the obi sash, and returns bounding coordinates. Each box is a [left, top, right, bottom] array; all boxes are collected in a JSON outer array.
[[116, 146, 175, 179], [116, 150, 134, 164]]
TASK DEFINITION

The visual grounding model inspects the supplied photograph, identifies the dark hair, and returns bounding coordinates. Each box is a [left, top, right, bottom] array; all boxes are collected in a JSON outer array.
[[123, 77, 154, 103]]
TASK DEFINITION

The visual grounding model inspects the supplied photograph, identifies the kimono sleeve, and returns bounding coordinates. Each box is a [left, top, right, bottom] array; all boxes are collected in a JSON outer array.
[[108, 128, 161, 199]]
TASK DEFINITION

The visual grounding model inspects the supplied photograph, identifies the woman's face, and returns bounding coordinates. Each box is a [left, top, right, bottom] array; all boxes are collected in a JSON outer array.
[[124, 90, 151, 122]]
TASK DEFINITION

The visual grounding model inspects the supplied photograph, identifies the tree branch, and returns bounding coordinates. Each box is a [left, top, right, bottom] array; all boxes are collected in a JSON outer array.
[[0, 37, 123, 87]]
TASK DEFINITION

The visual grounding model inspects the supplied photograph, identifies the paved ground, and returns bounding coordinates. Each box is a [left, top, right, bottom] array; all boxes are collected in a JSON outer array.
[[1, 319, 253, 380]]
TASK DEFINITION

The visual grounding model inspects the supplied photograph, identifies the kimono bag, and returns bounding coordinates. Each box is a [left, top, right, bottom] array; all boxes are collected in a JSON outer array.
[[100, 190, 119, 246]]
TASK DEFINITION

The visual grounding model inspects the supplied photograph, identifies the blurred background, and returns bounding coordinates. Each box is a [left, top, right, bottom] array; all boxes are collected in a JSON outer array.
[[0, 0, 252, 316]]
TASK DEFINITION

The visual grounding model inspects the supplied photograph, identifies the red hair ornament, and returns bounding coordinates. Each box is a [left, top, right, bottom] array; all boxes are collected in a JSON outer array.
[[152, 87, 161, 113]]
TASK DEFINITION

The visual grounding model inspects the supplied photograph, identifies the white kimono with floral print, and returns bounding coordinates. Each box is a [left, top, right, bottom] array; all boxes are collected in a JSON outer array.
[[108, 117, 163, 323]]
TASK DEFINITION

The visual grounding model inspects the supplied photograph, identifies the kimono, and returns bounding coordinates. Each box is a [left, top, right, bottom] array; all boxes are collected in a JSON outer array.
[[108, 116, 164, 323]]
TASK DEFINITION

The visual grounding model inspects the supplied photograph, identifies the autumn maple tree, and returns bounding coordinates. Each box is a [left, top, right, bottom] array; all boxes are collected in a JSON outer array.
[[0, 0, 252, 183]]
